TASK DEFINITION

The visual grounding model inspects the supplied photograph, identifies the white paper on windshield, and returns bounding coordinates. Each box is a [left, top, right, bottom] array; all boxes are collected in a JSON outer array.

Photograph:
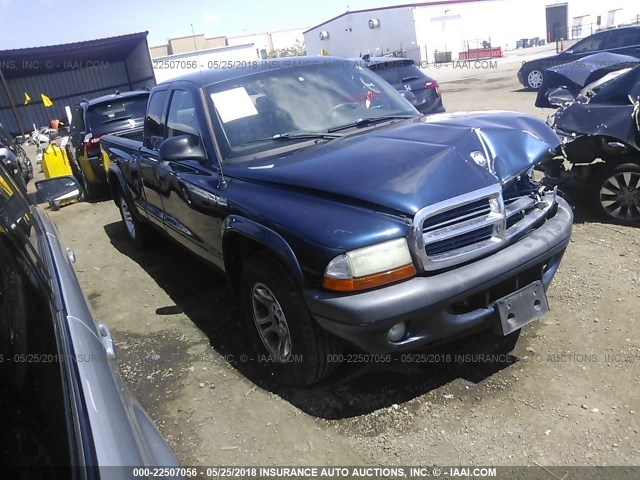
[[210, 87, 258, 123]]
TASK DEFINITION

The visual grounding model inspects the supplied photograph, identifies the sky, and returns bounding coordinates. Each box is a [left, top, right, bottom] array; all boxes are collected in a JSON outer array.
[[0, 0, 425, 49]]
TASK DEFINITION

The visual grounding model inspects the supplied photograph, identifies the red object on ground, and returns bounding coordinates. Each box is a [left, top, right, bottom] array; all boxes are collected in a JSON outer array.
[[458, 47, 503, 60]]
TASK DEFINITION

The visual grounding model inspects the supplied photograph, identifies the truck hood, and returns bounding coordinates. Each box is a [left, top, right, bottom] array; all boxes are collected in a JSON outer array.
[[225, 111, 560, 216]]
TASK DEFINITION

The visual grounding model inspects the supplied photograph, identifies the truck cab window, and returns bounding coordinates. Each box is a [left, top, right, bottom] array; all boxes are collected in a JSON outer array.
[[145, 90, 168, 150], [166, 90, 200, 139]]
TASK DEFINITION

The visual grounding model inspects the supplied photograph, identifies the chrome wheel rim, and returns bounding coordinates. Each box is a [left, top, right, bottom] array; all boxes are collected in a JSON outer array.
[[250, 282, 292, 361], [528, 70, 543, 89], [600, 171, 640, 222], [120, 197, 136, 239]]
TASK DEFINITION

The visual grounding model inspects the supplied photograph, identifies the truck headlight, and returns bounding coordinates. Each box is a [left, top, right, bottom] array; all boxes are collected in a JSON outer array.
[[323, 238, 416, 292]]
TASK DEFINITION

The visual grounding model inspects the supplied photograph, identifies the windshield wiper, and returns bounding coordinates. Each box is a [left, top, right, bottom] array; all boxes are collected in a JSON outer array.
[[101, 115, 132, 124], [401, 76, 420, 82], [272, 132, 343, 140], [238, 132, 341, 147], [328, 115, 415, 133]]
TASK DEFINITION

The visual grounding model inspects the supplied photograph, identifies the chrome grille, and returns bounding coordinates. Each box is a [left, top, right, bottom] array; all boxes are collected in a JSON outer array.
[[410, 185, 556, 272]]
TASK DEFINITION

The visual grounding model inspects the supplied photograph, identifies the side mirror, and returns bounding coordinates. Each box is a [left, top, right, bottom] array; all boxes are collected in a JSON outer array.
[[35, 176, 83, 210], [159, 135, 206, 162], [399, 90, 417, 105], [546, 87, 575, 107]]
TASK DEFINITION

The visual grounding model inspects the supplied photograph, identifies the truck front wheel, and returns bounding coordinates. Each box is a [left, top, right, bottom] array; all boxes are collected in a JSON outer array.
[[241, 252, 337, 387]]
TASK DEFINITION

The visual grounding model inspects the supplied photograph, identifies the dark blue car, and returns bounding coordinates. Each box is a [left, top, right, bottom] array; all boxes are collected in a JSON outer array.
[[518, 24, 640, 90], [102, 57, 573, 386], [363, 56, 445, 114]]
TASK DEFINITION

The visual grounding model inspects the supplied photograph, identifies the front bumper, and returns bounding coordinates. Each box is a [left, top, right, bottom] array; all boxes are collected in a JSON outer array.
[[304, 197, 573, 352]]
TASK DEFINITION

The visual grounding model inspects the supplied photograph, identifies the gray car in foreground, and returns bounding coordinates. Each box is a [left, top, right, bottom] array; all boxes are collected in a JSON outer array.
[[0, 164, 180, 477]]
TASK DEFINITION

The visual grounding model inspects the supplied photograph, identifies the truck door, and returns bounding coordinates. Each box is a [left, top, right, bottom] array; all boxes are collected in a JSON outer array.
[[139, 89, 169, 228], [156, 88, 227, 269]]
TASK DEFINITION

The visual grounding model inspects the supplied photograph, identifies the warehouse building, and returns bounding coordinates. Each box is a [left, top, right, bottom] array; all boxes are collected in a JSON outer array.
[[150, 27, 307, 60], [0, 32, 155, 135], [304, 0, 640, 64]]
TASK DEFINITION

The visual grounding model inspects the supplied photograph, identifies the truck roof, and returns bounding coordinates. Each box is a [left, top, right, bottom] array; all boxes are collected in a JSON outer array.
[[158, 56, 360, 87]]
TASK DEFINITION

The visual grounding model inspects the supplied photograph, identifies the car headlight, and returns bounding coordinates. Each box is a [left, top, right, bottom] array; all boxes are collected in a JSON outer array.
[[323, 238, 416, 292]]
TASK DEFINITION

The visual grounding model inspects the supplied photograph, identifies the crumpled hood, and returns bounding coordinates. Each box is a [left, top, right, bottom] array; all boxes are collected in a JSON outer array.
[[553, 65, 640, 150], [226, 111, 560, 216], [535, 53, 640, 108]]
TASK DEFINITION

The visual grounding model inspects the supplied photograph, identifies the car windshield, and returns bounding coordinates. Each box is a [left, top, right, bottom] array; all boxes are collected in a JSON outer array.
[[205, 62, 417, 162], [368, 61, 423, 85], [86, 95, 148, 134]]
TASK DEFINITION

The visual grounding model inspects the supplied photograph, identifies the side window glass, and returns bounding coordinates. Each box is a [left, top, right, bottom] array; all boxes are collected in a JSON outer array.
[[166, 90, 200, 139], [572, 33, 608, 53], [607, 30, 640, 49], [145, 91, 168, 150]]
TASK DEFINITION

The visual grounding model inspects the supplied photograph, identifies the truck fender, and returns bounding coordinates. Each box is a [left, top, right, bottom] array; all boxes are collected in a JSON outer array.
[[106, 164, 144, 219], [222, 215, 304, 286]]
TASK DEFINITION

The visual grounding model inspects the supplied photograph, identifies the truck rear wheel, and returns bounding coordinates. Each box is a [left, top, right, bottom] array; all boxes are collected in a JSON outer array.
[[241, 251, 337, 387], [116, 191, 153, 248]]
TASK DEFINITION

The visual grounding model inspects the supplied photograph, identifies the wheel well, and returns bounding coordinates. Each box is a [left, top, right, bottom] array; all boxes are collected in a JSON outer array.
[[107, 171, 120, 202], [223, 233, 269, 294], [564, 136, 635, 166]]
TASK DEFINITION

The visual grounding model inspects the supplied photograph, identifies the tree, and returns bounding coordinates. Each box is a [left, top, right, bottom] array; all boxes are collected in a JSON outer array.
[[268, 40, 307, 58]]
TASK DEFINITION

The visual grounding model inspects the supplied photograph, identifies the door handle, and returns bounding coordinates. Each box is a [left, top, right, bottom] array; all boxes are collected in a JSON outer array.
[[98, 323, 117, 360]]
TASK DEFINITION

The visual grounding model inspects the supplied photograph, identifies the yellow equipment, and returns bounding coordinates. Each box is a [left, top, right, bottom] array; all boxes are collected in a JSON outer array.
[[42, 144, 73, 179]]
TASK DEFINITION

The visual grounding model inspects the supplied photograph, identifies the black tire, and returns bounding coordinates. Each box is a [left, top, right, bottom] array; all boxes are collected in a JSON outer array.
[[115, 190, 153, 248], [79, 169, 103, 201], [241, 251, 338, 387], [492, 329, 521, 355], [590, 161, 640, 225], [525, 69, 544, 90]]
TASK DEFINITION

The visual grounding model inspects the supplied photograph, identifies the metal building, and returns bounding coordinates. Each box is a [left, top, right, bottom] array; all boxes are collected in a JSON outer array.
[[304, 0, 640, 64], [0, 32, 155, 135]]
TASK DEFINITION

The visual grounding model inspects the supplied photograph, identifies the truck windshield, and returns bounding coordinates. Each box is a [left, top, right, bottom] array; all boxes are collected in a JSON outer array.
[[205, 62, 418, 162]]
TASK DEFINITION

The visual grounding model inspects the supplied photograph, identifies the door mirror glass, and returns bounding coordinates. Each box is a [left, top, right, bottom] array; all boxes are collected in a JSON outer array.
[[35, 176, 82, 210], [159, 135, 206, 162], [547, 87, 575, 107]]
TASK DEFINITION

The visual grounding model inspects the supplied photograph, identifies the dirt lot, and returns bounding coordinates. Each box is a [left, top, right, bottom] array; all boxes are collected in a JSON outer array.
[[41, 58, 639, 469]]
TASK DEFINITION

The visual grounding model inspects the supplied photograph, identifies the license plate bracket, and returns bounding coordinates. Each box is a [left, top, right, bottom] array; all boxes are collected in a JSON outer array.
[[496, 280, 549, 336]]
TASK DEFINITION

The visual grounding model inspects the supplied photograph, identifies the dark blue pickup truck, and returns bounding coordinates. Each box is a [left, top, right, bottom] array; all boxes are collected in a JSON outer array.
[[101, 57, 573, 386]]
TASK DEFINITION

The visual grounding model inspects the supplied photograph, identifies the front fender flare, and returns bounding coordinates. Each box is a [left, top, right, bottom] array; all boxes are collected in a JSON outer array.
[[222, 215, 304, 285]]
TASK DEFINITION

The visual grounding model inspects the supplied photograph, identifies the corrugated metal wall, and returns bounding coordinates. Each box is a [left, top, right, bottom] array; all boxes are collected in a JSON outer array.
[[0, 38, 155, 135]]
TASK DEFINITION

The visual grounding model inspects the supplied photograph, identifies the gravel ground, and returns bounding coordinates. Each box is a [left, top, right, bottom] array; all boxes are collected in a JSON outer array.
[[37, 58, 639, 472]]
